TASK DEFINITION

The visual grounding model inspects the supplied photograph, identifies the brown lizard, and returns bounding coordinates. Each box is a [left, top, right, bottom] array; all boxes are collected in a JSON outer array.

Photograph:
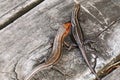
[[71, 1, 100, 80], [24, 22, 71, 80]]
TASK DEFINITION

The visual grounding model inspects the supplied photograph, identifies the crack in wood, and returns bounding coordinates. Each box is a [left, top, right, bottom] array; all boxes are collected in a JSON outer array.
[[95, 16, 120, 38], [13, 62, 19, 80], [0, 0, 44, 30]]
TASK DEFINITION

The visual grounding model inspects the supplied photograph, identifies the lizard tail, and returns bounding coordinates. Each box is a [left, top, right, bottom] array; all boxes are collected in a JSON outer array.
[[24, 64, 52, 80]]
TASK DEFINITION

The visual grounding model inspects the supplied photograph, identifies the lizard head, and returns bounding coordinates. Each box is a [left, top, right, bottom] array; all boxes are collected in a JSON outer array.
[[63, 22, 71, 36]]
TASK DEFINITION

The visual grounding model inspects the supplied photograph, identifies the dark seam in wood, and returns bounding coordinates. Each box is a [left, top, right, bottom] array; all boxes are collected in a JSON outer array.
[[0, 0, 44, 30]]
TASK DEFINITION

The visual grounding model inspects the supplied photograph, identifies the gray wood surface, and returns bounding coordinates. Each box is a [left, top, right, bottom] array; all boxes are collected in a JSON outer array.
[[0, 0, 44, 29], [0, 0, 120, 80], [0, 0, 26, 17]]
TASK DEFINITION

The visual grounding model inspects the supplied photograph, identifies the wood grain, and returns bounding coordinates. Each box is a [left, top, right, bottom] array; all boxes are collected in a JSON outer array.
[[0, 0, 120, 80]]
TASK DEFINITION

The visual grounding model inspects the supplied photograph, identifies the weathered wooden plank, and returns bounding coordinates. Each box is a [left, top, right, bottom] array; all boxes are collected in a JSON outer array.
[[0, 0, 44, 29], [0, 0, 26, 17], [0, 0, 74, 80], [0, 0, 120, 80]]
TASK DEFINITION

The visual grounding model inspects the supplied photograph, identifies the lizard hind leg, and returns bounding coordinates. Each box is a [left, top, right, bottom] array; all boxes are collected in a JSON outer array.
[[64, 41, 78, 51], [51, 65, 71, 78]]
